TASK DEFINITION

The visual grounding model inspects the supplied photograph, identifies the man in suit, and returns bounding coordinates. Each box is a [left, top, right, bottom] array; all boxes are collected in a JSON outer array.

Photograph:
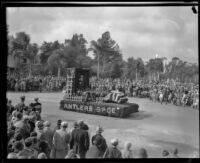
[[75, 120, 90, 158]]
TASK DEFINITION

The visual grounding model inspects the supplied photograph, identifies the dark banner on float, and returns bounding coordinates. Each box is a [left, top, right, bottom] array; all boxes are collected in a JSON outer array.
[[59, 100, 139, 118]]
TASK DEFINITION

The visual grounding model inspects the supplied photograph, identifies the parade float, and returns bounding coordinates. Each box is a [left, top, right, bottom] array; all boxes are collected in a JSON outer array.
[[59, 68, 139, 118]]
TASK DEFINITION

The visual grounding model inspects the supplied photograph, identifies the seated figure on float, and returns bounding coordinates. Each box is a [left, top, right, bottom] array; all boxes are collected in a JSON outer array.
[[103, 88, 128, 104]]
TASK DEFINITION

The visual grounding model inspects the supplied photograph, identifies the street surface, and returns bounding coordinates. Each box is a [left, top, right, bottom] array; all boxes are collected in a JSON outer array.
[[7, 92, 199, 158]]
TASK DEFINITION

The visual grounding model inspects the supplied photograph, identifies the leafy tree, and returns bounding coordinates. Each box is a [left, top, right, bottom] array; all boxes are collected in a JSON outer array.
[[90, 31, 121, 78], [39, 40, 61, 64], [47, 49, 66, 77]]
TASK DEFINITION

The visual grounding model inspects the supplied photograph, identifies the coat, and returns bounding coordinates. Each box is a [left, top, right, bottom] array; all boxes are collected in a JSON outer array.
[[52, 129, 70, 158], [69, 128, 78, 150], [91, 134, 107, 157], [43, 127, 54, 148], [75, 128, 90, 155], [103, 146, 122, 158]]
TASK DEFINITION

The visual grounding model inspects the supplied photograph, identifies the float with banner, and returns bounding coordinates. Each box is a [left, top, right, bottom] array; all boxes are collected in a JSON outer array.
[[60, 100, 139, 118], [59, 68, 139, 118]]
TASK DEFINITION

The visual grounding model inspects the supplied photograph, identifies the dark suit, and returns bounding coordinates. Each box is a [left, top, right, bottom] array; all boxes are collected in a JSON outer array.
[[91, 134, 107, 157], [75, 127, 90, 158]]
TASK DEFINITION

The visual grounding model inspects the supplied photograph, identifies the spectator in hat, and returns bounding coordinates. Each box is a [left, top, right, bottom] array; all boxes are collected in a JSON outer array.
[[69, 122, 79, 150], [21, 115, 31, 139], [15, 96, 26, 113], [38, 141, 50, 158], [29, 107, 37, 124], [137, 148, 148, 158], [7, 141, 24, 159], [52, 121, 70, 158], [28, 118, 36, 133], [33, 98, 42, 114], [7, 143, 14, 154], [30, 131, 37, 137], [30, 136, 39, 151], [43, 121, 54, 149], [75, 120, 90, 158], [13, 112, 23, 128], [103, 138, 122, 158], [22, 106, 29, 116], [91, 126, 107, 157], [53, 119, 62, 135], [17, 137, 38, 158], [121, 141, 134, 158], [35, 121, 46, 142], [7, 100, 15, 115]]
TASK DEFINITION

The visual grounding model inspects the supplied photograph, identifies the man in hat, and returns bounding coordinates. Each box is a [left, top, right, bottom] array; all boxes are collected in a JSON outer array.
[[103, 138, 122, 158], [53, 119, 62, 135], [43, 121, 54, 149], [69, 122, 78, 150], [17, 137, 38, 158], [35, 121, 46, 142], [52, 121, 70, 158], [91, 126, 107, 157], [15, 96, 26, 113], [75, 120, 90, 158], [7, 100, 15, 115], [33, 97, 42, 114]]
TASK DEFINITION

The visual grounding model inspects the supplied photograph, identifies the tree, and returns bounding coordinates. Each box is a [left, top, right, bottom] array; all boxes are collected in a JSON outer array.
[[39, 40, 61, 64], [90, 31, 121, 78], [47, 49, 66, 77]]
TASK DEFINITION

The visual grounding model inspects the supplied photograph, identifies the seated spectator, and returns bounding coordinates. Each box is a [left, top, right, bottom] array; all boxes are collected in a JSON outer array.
[[103, 138, 122, 158], [121, 141, 133, 158]]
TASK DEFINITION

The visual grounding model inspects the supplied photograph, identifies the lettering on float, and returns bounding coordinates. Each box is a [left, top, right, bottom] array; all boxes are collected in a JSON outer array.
[[64, 102, 117, 114]]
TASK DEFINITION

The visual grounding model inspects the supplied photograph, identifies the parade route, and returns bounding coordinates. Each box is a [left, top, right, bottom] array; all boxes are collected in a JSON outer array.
[[7, 92, 199, 158]]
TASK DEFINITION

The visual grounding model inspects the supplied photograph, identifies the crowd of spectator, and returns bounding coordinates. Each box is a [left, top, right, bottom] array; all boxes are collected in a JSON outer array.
[[7, 74, 66, 92], [90, 77, 199, 110], [7, 96, 183, 159], [7, 73, 199, 109]]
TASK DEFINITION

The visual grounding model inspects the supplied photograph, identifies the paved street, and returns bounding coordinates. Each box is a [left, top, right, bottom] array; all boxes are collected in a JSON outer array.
[[7, 92, 199, 158]]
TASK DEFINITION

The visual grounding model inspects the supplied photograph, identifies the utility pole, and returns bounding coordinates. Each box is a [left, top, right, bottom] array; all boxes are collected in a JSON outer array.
[[97, 51, 100, 79]]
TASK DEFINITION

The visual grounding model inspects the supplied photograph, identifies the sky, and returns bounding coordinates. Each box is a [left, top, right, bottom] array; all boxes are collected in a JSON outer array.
[[6, 6, 198, 63]]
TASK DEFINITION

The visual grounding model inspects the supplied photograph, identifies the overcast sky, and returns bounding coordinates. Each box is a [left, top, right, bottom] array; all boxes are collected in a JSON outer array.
[[7, 6, 198, 63]]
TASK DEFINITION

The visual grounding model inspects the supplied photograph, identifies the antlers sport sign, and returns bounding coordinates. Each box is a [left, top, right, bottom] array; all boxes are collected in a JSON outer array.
[[59, 100, 139, 118]]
